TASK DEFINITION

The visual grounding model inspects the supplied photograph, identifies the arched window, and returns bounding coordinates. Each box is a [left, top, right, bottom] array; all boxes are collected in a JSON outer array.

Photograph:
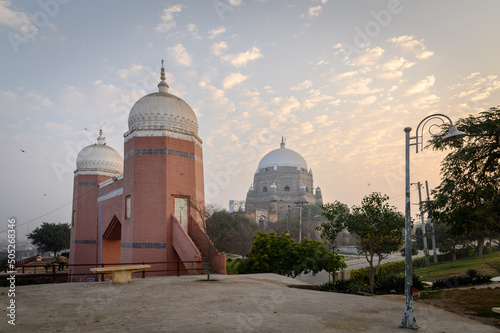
[[284, 185, 290, 191], [263, 186, 268, 192]]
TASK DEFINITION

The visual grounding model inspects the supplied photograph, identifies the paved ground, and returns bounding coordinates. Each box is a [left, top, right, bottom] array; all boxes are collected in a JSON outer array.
[[0, 273, 498, 332]]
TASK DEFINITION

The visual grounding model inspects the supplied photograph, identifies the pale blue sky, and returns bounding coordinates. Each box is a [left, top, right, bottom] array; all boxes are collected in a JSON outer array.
[[1, 0, 499, 240]]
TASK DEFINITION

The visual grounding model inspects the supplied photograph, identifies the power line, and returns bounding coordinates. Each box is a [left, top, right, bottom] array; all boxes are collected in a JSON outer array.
[[1, 185, 99, 234]]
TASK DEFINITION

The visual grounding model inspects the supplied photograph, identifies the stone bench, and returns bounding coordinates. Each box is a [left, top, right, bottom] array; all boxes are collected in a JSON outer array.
[[90, 265, 151, 284], [493, 308, 500, 314]]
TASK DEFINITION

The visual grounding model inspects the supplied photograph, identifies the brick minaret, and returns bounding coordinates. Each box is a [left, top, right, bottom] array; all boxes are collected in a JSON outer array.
[[121, 64, 205, 274], [69, 130, 123, 280]]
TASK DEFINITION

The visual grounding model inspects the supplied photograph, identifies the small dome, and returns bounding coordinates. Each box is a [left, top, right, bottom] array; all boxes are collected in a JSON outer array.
[[257, 140, 307, 170], [76, 130, 123, 175], [127, 64, 198, 136]]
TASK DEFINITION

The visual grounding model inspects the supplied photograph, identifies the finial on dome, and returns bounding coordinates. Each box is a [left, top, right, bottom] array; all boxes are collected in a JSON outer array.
[[158, 59, 169, 93], [280, 136, 285, 148], [97, 128, 105, 145]]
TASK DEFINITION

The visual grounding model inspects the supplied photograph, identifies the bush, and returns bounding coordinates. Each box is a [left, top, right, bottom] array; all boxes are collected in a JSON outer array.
[[374, 274, 424, 294], [321, 279, 370, 294], [350, 257, 426, 281], [319, 274, 424, 295], [432, 270, 491, 289]]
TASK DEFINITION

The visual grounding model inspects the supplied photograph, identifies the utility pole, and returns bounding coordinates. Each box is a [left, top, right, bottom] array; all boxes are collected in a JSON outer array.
[[299, 204, 302, 243], [416, 182, 429, 266], [425, 180, 438, 264]]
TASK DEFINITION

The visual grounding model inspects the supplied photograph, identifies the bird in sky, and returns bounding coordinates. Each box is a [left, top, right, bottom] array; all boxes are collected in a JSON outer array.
[[20, 149, 26, 153]]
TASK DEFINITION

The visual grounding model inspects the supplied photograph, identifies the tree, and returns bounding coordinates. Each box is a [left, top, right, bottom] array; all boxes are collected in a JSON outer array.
[[235, 232, 346, 277], [425, 107, 500, 257], [320, 192, 405, 293], [27, 222, 70, 258]]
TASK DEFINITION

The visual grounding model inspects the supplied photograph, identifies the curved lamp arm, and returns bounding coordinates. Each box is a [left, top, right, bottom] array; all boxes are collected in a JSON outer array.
[[411, 113, 456, 153]]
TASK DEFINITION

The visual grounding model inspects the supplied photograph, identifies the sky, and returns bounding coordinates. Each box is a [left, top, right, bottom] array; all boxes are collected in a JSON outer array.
[[1, 0, 499, 241]]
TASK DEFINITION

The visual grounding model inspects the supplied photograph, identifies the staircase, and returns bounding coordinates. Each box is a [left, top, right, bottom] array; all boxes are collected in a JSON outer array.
[[190, 236, 213, 275]]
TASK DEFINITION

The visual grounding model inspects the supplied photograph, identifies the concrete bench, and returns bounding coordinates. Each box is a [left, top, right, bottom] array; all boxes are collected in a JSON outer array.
[[90, 265, 151, 284], [493, 308, 500, 314]]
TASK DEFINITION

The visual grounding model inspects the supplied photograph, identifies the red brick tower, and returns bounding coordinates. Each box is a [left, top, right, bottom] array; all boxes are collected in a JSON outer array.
[[69, 130, 123, 280], [121, 64, 206, 274]]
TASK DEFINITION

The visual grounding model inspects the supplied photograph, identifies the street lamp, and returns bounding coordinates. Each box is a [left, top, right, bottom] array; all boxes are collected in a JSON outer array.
[[401, 114, 466, 329]]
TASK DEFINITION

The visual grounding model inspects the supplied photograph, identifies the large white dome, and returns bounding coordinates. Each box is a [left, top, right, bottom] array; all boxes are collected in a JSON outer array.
[[76, 131, 123, 175], [257, 141, 308, 170], [126, 66, 198, 136]]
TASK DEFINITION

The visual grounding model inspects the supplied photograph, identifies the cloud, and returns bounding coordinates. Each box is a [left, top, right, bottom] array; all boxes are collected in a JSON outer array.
[[208, 26, 226, 39], [338, 78, 381, 95], [304, 89, 335, 109], [115, 64, 145, 80], [187, 23, 202, 39], [300, 121, 314, 134], [406, 75, 435, 95], [388, 35, 434, 60], [307, 6, 322, 18], [313, 114, 335, 127], [155, 4, 183, 33], [212, 41, 228, 56], [350, 47, 385, 67], [0, 0, 33, 32], [45, 121, 72, 133], [223, 72, 248, 89], [271, 96, 300, 115], [167, 43, 192, 67], [290, 80, 312, 91], [222, 46, 263, 67], [228, 0, 243, 6], [26, 90, 54, 109]]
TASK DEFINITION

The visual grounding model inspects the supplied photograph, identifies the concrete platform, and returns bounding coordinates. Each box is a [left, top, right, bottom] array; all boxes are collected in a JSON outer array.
[[0, 273, 498, 332]]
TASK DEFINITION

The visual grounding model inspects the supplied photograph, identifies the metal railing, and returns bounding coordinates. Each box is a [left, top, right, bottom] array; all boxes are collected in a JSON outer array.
[[1, 260, 209, 284]]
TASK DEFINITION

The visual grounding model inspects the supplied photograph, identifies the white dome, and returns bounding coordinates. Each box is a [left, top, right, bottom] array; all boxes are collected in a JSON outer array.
[[257, 141, 308, 170], [127, 66, 198, 136], [76, 131, 123, 175], [128, 92, 198, 135]]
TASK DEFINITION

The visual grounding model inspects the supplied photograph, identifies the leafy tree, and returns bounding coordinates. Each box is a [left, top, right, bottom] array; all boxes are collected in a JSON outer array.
[[27, 222, 70, 258], [425, 107, 500, 257], [320, 192, 405, 293], [235, 232, 346, 277]]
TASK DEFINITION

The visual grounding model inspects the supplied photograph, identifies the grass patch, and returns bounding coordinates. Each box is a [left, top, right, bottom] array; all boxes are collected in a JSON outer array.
[[417, 288, 500, 328], [414, 251, 500, 281]]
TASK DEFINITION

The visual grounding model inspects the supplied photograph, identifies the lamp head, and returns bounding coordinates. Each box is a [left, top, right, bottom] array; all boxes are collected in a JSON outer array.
[[442, 125, 467, 143]]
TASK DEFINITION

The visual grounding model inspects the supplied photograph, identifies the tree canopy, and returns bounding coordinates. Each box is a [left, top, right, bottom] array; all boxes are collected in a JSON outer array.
[[235, 232, 346, 278], [320, 192, 404, 293], [425, 107, 500, 255], [27, 222, 70, 257]]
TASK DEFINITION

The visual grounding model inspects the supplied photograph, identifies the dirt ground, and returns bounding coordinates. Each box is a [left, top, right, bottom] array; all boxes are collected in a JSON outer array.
[[0, 274, 498, 333]]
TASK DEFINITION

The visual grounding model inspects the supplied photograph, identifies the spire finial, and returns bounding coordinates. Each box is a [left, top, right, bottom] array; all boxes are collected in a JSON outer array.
[[97, 128, 105, 145], [280, 136, 285, 148], [158, 59, 169, 93]]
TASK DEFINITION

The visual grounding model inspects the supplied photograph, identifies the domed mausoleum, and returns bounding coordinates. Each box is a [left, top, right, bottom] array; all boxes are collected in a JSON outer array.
[[69, 64, 225, 281], [245, 138, 323, 229]]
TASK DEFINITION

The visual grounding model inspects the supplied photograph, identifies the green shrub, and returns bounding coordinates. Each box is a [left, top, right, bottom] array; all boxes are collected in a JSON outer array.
[[432, 271, 492, 289], [350, 257, 426, 282]]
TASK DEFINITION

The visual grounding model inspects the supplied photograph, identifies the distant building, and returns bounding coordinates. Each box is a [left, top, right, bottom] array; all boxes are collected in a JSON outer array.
[[69, 64, 225, 281], [245, 138, 323, 228]]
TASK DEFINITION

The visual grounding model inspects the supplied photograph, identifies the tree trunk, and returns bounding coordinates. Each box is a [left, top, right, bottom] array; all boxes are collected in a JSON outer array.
[[369, 253, 375, 294], [477, 238, 484, 258]]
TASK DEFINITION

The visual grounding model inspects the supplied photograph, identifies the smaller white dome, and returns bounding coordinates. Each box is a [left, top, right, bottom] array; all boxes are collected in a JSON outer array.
[[76, 130, 123, 175]]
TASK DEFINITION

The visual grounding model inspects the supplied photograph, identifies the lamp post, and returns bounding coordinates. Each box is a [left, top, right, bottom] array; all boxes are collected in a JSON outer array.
[[401, 114, 466, 329]]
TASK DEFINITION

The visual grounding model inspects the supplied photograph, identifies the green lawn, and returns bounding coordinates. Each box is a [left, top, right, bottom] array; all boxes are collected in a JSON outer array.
[[414, 251, 500, 281]]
